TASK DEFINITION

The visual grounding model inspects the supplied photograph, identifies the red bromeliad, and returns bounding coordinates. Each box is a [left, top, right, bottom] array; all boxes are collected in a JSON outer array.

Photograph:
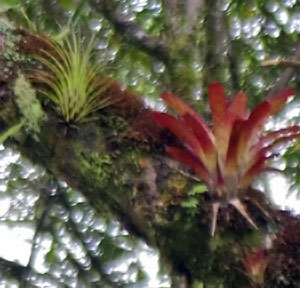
[[152, 82, 300, 235], [243, 248, 268, 285]]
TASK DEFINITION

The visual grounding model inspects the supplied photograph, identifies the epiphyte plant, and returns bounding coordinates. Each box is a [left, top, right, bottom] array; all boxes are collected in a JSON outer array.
[[152, 83, 300, 235], [34, 33, 112, 124]]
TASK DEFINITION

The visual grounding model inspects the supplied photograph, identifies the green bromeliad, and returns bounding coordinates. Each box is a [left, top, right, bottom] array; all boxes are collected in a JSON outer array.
[[152, 83, 300, 235], [34, 34, 112, 124]]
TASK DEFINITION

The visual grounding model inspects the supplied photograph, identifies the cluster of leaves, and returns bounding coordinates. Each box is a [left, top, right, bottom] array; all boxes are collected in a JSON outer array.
[[152, 83, 300, 235], [33, 35, 113, 124]]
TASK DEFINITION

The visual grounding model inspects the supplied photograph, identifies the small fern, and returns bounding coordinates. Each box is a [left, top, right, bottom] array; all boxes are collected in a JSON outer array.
[[34, 34, 112, 124]]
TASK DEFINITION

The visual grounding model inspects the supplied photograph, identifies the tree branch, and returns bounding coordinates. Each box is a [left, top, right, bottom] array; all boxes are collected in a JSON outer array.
[[267, 38, 300, 97], [261, 59, 300, 68], [202, 0, 231, 89], [88, 0, 171, 64], [185, 0, 204, 34]]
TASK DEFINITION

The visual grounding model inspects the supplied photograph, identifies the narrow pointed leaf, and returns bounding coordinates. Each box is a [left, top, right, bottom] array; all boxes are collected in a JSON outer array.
[[0, 121, 24, 143], [229, 198, 257, 229], [182, 113, 217, 173], [226, 120, 244, 175], [241, 167, 282, 189], [240, 154, 281, 189], [167, 147, 212, 185], [209, 82, 231, 161], [240, 88, 294, 147], [267, 88, 295, 114], [252, 126, 300, 153], [161, 92, 213, 139], [248, 134, 300, 171], [237, 88, 294, 159], [151, 111, 205, 159], [228, 91, 248, 121], [247, 198, 272, 220], [161, 91, 194, 115], [237, 101, 270, 166], [211, 202, 220, 236]]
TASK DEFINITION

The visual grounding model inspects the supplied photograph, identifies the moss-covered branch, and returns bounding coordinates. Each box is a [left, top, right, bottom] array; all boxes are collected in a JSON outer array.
[[0, 21, 299, 288]]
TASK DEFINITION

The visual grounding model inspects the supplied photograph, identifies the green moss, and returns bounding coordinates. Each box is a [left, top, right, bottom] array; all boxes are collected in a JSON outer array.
[[77, 151, 112, 190], [13, 74, 47, 136], [163, 219, 214, 279], [209, 234, 226, 252], [100, 113, 129, 137], [240, 229, 263, 248]]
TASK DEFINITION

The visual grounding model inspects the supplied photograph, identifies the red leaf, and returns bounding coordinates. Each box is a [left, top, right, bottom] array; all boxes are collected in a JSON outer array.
[[243, 248, 268, 284], [209, 82, 231, 161], [243, 132, 300, 177], [228, 91, 248, 121], [237, 101, 271, 166], [248, 134, 300, 171], [182, 113, 217, 174], [237, 88, 295, 167], [244, 248, 265, 271], [161, 92, 192, 115], [267, 88, 295, 114], [226, 120, 245, 176], [167, 147, 213, 185], [252, 126, 300, 154], [240, 154, 281, 188], [161, 92, 212, 137], [151, 111, 204, 158], [243, 88, 294, 146]]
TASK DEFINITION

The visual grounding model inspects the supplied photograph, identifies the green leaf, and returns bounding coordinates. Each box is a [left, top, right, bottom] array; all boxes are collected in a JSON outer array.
[[68, 0, 88, 27], [58, 0, 74, 9], [193, 281, 204, 288], [180, 197, 198, 208], [0, 121, 24, 144], [0, 0, 19, 12], [188, 184, 207, 195], [0, 0, 21, 5]]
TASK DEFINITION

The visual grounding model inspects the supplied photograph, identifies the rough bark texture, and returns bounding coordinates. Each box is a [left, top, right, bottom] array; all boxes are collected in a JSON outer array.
[[0, 21, 299, 288]]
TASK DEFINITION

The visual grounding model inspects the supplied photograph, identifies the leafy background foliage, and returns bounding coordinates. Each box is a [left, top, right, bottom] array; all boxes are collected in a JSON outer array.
[[0, 0, 299, 287]]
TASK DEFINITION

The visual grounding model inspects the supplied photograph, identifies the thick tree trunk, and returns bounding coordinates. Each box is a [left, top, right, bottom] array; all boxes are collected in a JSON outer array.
[[0, 21, 299, 288]]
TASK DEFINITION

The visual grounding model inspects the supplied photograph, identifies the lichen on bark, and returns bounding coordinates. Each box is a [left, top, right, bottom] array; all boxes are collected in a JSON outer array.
[[13, 73, 47, 136]]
